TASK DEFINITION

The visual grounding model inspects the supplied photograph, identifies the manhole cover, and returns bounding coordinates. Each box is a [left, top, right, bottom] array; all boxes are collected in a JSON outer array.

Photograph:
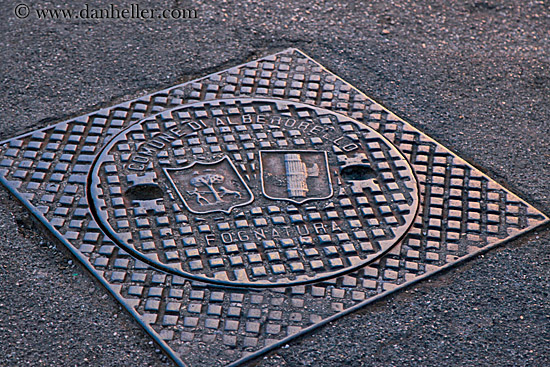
[[88, 99, 419, 287], [1, 49, 547, 367]]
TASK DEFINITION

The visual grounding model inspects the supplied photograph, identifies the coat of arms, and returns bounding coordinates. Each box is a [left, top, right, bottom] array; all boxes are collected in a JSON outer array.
[[259, 150, 333, 204], [163, 156, 253, 214]]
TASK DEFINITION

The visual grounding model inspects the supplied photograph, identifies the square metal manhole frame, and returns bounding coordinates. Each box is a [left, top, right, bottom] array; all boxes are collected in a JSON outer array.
[[0, 48, 547, 367]]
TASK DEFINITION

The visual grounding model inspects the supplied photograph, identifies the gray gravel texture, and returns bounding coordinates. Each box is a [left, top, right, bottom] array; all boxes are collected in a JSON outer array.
[[0, 0, 549, 366]]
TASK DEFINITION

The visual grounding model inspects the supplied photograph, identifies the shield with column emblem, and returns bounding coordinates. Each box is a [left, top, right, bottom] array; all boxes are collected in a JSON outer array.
[[259, 150, 333, 204]]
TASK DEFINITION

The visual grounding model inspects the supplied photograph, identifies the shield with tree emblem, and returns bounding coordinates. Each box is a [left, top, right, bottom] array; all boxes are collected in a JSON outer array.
[[163, 156, 253, 214]]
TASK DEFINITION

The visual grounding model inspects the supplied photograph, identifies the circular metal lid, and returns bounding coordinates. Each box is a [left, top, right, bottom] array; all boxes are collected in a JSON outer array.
[[88, 98, 419, 287]]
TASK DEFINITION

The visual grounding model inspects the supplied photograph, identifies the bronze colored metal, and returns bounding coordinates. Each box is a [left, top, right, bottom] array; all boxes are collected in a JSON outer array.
[[88, 99, 419, 287], [0, 49, 546, 367]]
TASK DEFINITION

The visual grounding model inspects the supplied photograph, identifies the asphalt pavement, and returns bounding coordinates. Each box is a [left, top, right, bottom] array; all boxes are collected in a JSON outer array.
[[0, 1, 548, 366]]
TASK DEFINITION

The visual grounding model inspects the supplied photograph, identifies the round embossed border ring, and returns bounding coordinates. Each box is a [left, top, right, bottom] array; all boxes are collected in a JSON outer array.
[[87, 98, 419, 287]]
